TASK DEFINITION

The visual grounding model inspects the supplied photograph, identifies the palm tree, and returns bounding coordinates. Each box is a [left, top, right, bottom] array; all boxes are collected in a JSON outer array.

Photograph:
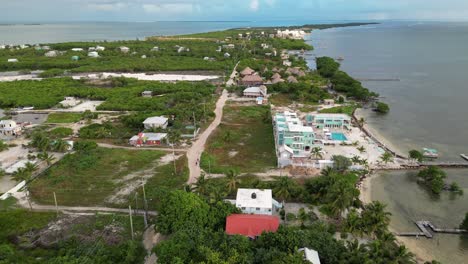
[[393, 245, 416, 264], [321, 167, 335, 177], [298, 208, 309, 227], [53, 139, 70, 153], [357, 146, 366, 154], [362, 201, 391, 237], [311, 147, 323, 160], [38, 152, 56, 165], [358, 117, 366, 128], [223, 131, 234, 143], [344, 209, 363, 237], [208, 184, 227, 204], [380, 152, 394, 165], [225, 169, 240, 193], [273, 176, 293, 201], [192, 173, 209, 196], [13, 167, 31, 181], [95, 126, 109, 138], [24, 162, 38, 173], [351, 155, 361, 164]]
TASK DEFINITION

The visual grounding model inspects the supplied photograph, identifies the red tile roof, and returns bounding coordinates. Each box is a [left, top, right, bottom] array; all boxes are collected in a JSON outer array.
[[225, 214, 280, 238]]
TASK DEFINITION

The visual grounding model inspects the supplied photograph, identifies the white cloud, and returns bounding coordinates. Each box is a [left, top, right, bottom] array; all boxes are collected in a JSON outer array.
[[87, 2, 127, 11], [143, 3, 194, 14], [250, 0, 259, 11]]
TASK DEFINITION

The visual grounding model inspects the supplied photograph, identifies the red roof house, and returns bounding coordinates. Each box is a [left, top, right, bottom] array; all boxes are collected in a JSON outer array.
[[225, 214, 280, 238]]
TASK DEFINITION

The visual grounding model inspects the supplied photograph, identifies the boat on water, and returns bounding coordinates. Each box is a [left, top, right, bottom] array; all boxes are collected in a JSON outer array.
[[461, 154, 468, 161], [423, 148, 439, 158]]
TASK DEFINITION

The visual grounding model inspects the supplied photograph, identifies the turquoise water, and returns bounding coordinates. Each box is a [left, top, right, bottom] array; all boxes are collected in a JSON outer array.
[[331, 132, 347, 141]]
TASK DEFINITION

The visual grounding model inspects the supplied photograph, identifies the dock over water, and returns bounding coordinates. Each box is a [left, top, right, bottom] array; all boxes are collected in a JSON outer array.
[[396, 221, 468, 238]]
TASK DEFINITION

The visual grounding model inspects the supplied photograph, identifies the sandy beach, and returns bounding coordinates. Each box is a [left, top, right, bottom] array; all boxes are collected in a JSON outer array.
[[359, 173, 434, 263]]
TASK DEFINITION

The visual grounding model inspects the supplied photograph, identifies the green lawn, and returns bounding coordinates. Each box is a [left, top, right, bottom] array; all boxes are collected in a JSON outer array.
[[46, 112, 83, 123], [319, 103, 360, 116], [201, 104, 276, 174], [29, 147, 165, 206]]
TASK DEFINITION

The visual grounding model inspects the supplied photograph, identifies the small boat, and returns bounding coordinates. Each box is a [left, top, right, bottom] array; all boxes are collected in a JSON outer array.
[[423, 148, 439, 159], [461, 154, 468, 161]]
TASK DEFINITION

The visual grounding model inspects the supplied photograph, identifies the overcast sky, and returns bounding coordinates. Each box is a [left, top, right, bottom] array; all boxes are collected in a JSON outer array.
[[2, 0, 468, 22]]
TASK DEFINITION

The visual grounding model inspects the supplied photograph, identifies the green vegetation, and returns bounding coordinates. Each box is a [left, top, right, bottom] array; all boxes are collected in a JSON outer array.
[[460, 212, 468, 230], [30, 131, 70, 152], [375, 102, 390, 114], [409, 150, 424, 162], [79, 121, 136, 144], [0, 208, 145, 263], [316, 56, 379, 101], [331, 155, 352, 172], [201, 105, 276, 174], [380, 152, 394, 165], [319, 103, 360, 116], [46, 112, 83, 123], [29, 146, 164, 206], [0, 140, 8, 152], [49, 126, 73, 138], [417, 166, 446, 194]]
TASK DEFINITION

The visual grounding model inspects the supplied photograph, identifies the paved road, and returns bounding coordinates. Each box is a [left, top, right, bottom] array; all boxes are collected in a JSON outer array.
[[97, 143, 187, 152], [186, 89, 228, 184]]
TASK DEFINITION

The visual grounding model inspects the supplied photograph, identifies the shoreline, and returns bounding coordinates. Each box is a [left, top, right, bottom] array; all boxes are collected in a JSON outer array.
[[359, 172, 434, 263]]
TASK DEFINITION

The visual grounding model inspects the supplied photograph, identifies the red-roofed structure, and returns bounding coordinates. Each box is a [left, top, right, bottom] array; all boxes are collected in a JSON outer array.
[[225, 214, 280, 238]]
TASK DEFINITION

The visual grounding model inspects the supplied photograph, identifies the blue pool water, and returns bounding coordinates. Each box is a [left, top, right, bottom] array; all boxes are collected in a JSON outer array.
[[331, 132, 347, 141]]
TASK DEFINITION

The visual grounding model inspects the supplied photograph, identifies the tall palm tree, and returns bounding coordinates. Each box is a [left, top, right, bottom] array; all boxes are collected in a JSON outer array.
[[298, 208, 308, 227], [393, 245, 416, 264], [362, 201, 392, 237], [380, 152, 393, 165], [357, 146, 366, 154], [351, 156, 361, 164], [225, 169, 240, 193], [321, 167, 335, 177], [38, 152, 56, 165], [358, 117, 366, 128], [208, 184, 227, 204], [192, 173, 209, 196], [311, 147, 323, 160], [273, 176, 293, 202], [13, 167, 31, 181], [344, 209, 363, 237], [24, 162, 38, 173]]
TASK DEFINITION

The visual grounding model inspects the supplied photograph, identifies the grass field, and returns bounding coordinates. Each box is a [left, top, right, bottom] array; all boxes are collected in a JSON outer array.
[[319, 103, 360, 116], [29, 147, 165, 206], [46, 112, 83, 123], [201, 104, 276, 174]]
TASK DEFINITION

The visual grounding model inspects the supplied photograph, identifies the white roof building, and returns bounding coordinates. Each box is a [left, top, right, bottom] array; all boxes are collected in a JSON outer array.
[[88, 51, 99, 58], [235, 188, 282, 215], [7, 59, 18, 63], [143, 116, 168, 130], [45, 50, 59, 57], [95, 45, 105, 51], [120, 46, 130, 53], [243, 86, 267, 97], [71, 48, 84, 52], [299, 248, 321, 264]]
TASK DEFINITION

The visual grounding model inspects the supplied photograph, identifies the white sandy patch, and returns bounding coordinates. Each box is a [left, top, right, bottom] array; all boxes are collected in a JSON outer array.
[[0, 75, 42, 82], [73, 72, 221, 82], [67, 101, 105, 112], [228, 151, 238, 157]]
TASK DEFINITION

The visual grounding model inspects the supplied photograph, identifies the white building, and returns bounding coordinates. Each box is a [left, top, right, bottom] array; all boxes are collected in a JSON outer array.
[[7, 58, 18, 63], [143, 116, 168, 130], [71, 48, 84, 52], [243, 86, 267, 98], [299, 248, 321, 264], [235, 188, 282, 215], [95, 45, 105, 51], [60, 97, 80, 108], [120, 46, 130, 53], [151, 46, 159, 51], [277, 29, 307, 40], [45, 50, 59, 57], [0, 120, 22, 136], [88, 51, 99, 58]]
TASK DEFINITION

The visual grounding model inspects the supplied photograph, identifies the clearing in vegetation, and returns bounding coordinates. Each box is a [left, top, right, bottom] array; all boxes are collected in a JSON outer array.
[[46, 112, 83, 123], [29, 147, 165, 206], [201, 104, 276, 174]]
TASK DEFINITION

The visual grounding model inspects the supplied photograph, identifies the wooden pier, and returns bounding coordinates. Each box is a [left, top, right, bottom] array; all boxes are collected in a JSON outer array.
[[396, 221, 468, 239]]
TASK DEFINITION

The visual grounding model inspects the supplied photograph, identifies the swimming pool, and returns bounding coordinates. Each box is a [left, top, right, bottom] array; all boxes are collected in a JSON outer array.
[[331, 132, 348, 141]]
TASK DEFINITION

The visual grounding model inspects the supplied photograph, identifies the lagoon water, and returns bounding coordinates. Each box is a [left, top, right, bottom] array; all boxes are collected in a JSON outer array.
[[310, 22, 468, 263]]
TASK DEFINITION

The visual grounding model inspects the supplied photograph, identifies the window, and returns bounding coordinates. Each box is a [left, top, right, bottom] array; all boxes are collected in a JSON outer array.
[[256, 208, 260, 211], [241, 207, 246, 210]]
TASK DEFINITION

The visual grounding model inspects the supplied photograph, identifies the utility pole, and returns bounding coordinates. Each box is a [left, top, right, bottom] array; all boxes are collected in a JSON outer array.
[[53, 192, 58, 217], [193, 111, 196, 130], [142, 185, 148, 228], [208, 159, 211, 177], [129, 205, 134, 240], [171, 141, 177, 175], [134, 192, 139, 215], [25, 187, 33, 211]]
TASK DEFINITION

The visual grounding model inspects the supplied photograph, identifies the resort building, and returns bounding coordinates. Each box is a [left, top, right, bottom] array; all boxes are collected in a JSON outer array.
[[129, 133, 168, 147], [306, 114, 351, 130], [240, 67, 256, 76], [225, 214, 280, 239], [274, 111, 316, 159], [141, 91, 153, 97], [240, 74, 263, 86], [0, 120, 22, 136], [7, 59, 18, 63], [323, 99, 335, 106], [234, 188, 282, 215], [119, 46, 130, 53], [243, 85, 267, 98], [71, 48, 83, 52], [88, 51, 99, 58], [143, 116, 168, 130]]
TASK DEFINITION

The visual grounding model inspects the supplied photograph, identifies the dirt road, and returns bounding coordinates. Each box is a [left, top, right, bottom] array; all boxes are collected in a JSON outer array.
[[97, 142, 187, 152], [186, 89, 228, 184]]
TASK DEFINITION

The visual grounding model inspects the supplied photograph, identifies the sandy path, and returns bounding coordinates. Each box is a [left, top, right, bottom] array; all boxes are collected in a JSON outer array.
[[97, 143, 187, 152], [186, 89, 228, 184]]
